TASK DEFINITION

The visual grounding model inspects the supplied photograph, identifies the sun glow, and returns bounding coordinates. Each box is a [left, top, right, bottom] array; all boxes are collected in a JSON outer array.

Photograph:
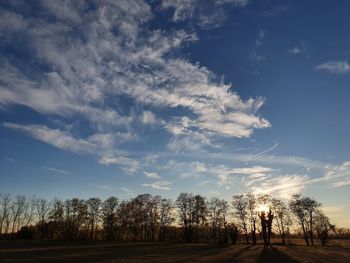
[[257, 204, 269, 214]]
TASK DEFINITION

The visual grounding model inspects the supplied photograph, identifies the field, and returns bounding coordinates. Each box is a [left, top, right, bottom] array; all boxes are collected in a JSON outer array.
[[1, 240, 350, 263]]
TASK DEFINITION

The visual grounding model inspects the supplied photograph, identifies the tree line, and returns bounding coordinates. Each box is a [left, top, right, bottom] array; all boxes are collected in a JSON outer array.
[[0, 192, 338, 246]]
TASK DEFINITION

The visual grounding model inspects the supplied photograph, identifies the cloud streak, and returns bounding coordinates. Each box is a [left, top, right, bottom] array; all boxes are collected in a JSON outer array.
[[0, 0, 269, 165], [316, 60, 350, 74]]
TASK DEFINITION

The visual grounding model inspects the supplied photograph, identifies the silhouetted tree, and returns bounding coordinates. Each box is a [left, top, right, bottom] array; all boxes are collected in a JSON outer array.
[[102, 196, 119, 240], [86, 197, 101, 240], [271, 198, 289, 245], [314, 210, 335, 246], [232, 194, 249, 244], [246, 193, 257, 244], [176, 193, 195, 242], [0, 193, 11, 238], [49, 198, 64, 239], [10, 195, 26, 239], [159, 198, 174, 241], [23, 196, 36, 228], [35, 197, 51, 239], [289, 194, 309, 245], [303, 196, 321, 245], [207, 197, 229, 243]]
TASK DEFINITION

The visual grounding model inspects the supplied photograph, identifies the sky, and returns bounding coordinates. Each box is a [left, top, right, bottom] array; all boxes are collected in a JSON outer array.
[[0, 0, 349, 227]]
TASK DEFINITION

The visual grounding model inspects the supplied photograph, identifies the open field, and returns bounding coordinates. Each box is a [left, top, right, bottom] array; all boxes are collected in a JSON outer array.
[[1, 240, 350, 263]]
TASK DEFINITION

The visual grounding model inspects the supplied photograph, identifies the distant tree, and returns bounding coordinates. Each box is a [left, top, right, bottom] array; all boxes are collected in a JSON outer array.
[[303, 197, 321, 245], [289, 194, 321, 246], [192, 194, 207, 241], [289, 194, 309, 245], [23, 196, 36, 228], [101, 197, 119, 240], [314, 210, 335, 246], [49, 198, 65, 239], [257, 194, 273, 247], [176, 193, 195, 242], [86, 197, 102, 240], [207, 197, 229, 243], [159, 198, 174, 242], [232, 194, 249, 244], [0, 193, 11, 237], [10, 195, 26, 238], [64, 198, 88, 240], [246, 193, 257, 244], [271, 198, 289, 245], [35, 197, 51, 239]]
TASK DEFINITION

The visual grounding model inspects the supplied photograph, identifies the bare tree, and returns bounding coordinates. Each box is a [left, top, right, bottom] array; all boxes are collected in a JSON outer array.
[[232, 194, 249, 244], [314, 210, 335, 246], [257, 194, 273, 247], [207, 197, 229, 243], [289, 194, 309, 245], [102, 197, 119, 240], [64, 198, 87, 240], [49, 198, 64, 239], [86, 197, 102, 240], [159, 198, 174, 242], [246, 193, 257, 244], [303, 197, 321, 245], [22, 196, 36, 228], [35, 197, 51, 239], [0, 193, 11, 237], [10, 195, 26, 238], [176, 193, 195, 242], [271, 198, 289, 245]]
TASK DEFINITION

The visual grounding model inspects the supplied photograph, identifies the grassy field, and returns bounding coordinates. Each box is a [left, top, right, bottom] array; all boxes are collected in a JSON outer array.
[[0, 240, 349, 263]]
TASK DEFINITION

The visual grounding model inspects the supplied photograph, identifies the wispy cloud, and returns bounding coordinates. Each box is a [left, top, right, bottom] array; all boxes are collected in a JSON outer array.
[[231, 165, 275, 175], [250, 29, 265, 62], [4, 122, 139, 175], [249, 174, 309, 199], [0, 0, 269, 164], [42, 166, 71, 175], [162, 0, 248, 29], [142, 180, 171, 190], [246, 143, 279, 160], [288, 47, 302, 55], [5, 158, 15, 162], [3, 122, 96, 154], [316, 60, 350, 74], [144, 171, 162, 179]]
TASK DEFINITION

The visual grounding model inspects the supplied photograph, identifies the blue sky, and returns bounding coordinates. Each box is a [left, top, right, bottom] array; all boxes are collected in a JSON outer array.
[[0, 0, 349, 226]]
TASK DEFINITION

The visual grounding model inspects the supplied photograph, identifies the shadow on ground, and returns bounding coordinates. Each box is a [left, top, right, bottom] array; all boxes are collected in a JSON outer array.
[[257, 246, 298, 263]]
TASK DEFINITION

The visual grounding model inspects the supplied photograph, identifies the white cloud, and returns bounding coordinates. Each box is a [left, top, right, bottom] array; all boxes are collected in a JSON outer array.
[[144, 171, 162, 179], [4, 122, 139, 175], [288, 47, 302, 55], [249, 174, 309, 199], [162, 0, 248, 28], [142, 180, 171, 190], [3, 122, 96, 154], [245, 143, 279, 160], [140, 111, 157, 125], [0, 9, 28, 31], [1, 1, 269, 170], [255, 29, 265, 47], [231, 165, 275, 175], [316, 60, 350, 74], [323, 161, 350, 188], [43, 166, 71, 175], [99, 155, 139, 174]]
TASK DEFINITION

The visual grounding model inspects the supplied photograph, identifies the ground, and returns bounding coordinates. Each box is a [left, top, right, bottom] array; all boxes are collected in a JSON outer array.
[[0, 240, 349, 262]]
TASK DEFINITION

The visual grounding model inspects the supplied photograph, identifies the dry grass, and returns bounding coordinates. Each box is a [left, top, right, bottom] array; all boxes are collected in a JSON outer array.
[[0, 239, 349, 262]]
